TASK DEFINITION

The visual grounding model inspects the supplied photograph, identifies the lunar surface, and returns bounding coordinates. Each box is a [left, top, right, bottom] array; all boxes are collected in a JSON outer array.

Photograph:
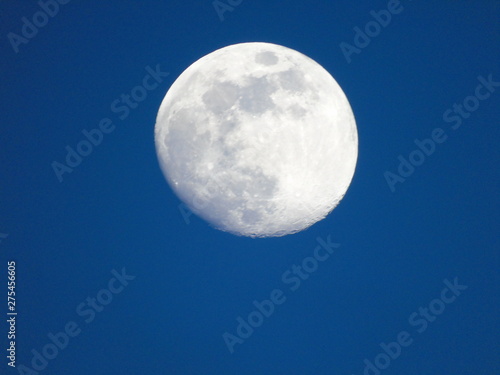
[[155, 42, 358, 237]]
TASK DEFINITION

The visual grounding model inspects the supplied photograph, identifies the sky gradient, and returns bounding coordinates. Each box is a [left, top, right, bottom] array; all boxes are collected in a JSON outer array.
[[0, 1, 499, 374]]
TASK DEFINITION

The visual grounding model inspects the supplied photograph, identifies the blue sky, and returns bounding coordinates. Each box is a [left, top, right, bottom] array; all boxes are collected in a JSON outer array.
[[0, 1, 498, 374]]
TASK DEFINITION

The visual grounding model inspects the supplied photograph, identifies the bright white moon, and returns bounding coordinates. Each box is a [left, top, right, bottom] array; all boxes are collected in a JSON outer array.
[[155, 42, 358, 238]]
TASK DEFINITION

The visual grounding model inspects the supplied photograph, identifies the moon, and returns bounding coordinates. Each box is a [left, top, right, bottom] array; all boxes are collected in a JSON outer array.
[[155, 42, 358, 238]]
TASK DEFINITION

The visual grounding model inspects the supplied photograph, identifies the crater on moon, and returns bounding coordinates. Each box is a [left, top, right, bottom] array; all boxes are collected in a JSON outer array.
[[155, 42, 358, 238], [255, 51, 279, 65], [239, 76, 276, 114]]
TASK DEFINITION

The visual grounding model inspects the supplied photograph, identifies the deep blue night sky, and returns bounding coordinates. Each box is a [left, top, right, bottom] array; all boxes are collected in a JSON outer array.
[[0, 1, 498, 374]]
